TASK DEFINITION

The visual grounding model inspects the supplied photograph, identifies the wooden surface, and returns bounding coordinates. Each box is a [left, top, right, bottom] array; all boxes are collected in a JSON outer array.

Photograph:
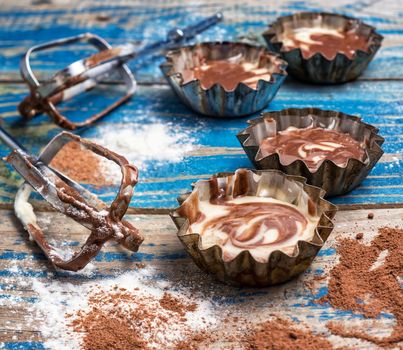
[[0, 0, 402, 349], [0, 208, 402, 349], [0, 0, 402, 208]]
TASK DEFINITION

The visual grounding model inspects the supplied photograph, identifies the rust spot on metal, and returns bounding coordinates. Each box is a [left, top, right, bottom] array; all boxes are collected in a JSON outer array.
[[85, 47, 122, 68]]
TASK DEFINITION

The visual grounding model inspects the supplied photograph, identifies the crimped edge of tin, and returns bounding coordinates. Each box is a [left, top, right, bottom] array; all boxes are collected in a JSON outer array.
[[170, 168, 337, 286], [160, 41, 288, 92], [263, 12, 383, 62], [237, 108, 385, 197]]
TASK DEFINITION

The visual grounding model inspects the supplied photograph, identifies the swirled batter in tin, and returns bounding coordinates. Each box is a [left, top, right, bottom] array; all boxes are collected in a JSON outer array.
[[189, 196, 319, 262], [260, 126, 365, 172], [181, 59, 272, 91], [281, 27, 369, 60]]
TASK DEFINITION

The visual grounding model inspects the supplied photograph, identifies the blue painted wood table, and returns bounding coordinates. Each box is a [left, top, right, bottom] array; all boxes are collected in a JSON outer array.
[[0, 1, 402, 349]]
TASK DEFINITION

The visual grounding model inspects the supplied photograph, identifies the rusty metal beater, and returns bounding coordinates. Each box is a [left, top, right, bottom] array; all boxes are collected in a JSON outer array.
[[1, 125, 142, 271], [18, 13, 223, 130]]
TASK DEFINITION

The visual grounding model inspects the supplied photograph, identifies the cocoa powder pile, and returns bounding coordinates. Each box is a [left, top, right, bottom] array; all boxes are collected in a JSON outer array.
[[70, 308, 148, 350], [174, 317, 333, 350], [243, 318, 334, 350], [68, 284, 336, 350], [69, 286, 209, 350], [50, 141, 111, 186], [320, 226, 402, 348], [159, 292, 197, 317]]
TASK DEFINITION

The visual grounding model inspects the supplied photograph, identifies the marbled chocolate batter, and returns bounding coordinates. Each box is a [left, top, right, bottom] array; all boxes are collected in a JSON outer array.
[[181, 59, 272, 91], [260, 126, 365, 171], [281, 27, 369, 60], [189, 196, 319, 262]]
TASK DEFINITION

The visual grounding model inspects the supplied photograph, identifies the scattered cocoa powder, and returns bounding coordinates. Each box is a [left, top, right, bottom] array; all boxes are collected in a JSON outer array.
[[69, 286, 207, 350], [95, 14, 111, 22], [159, 292, 197, 317], [313, 274, 327, 281], [174, 316, 245, 350], [135, 262, 147, 269], [174, 331, 214, 350], [303, 278, 315, 293], [243, 317, 334, 350], [304, 273, 327, 294], [70, 308, 148, 350], [50, 141, 111, 186], [326, 322, 398, 349], [355, 232, 363, 240], [320, 227, 402, 348]]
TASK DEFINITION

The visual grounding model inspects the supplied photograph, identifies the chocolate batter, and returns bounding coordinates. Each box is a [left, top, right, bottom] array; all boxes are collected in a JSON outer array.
[[181, 59, 272, 91], [260, 126, 365, 171], [196, 201, 307, 249], [190, 195, 319, 262], [282, 27, 369, 60]]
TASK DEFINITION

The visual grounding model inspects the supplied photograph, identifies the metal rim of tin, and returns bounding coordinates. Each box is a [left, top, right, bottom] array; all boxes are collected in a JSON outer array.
[[237, 107, 385, 197], [160, 41, 288, 118], [262, 12, 383, 83], [170, 168, 337, 287]]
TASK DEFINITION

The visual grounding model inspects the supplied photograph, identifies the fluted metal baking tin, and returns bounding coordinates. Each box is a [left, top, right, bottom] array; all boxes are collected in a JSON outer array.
[[160, 42, 287, 117], [170, 169, 337, 287], [237, 108, 384, 197], [263, 12, 383, 83]]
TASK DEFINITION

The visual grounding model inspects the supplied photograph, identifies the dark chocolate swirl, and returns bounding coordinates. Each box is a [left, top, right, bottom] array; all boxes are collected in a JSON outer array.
[[197, 201, 308, 250]]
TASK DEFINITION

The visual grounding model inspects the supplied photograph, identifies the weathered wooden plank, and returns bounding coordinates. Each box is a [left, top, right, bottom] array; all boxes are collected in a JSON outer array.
[[0, 81, 402, 208], [0, 1, 402, 349], [0, 208, 402, 349], [0, 0, 402, 81]]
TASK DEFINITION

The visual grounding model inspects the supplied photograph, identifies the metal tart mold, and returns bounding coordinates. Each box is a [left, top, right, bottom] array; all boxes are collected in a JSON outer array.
[[237, 108, 384, 197], [263, 12, 383, 83], [160, 42, 287, 117], [170, 169, 337, 287]]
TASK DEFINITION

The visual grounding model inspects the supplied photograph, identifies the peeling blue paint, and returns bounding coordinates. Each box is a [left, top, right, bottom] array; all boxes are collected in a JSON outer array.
[[0, 342, 45, 350]]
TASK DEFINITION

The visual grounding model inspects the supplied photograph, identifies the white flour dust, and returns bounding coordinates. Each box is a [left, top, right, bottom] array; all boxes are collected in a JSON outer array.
[[96, 122, 197, 176]]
